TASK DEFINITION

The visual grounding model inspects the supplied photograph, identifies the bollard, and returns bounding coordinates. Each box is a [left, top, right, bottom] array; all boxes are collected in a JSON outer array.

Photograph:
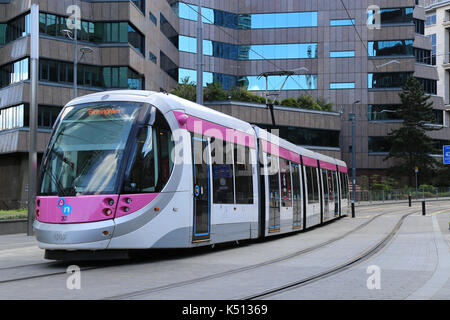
[[351, 202, 355, 218], [422, 200, 426, 216], [408, 194, 411, 207]]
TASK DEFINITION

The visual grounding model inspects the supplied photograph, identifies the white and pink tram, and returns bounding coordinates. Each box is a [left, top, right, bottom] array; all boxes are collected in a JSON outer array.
[[33, 90, 349, 259]]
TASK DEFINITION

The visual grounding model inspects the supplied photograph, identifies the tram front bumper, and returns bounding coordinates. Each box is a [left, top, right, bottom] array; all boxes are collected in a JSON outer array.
[[33, 219, 115, 250]]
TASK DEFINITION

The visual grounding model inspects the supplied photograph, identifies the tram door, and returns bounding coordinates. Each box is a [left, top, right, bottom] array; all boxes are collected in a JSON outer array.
[[292, 164, 302, 229], [268, 155, 280, 232], [192, 136, 211, 242], [321, 169, 330, 221], [332, 171, 339, 216]]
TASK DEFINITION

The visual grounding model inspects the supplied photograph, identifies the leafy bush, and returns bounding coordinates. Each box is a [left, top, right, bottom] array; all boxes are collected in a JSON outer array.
[[418, 184, 436, 192], [204, 82, 228, 102], [170, 82, 334, 112], [170, 77, 196, 102], [280, 97, 299, 107]]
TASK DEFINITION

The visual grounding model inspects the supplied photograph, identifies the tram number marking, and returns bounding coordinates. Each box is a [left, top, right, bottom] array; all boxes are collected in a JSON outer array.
[[54, 232, 67, 241], [61, 216, 68, 222]]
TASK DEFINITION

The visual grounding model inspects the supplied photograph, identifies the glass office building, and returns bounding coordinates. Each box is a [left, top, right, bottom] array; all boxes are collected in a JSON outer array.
[[0, 0, 448, 208]]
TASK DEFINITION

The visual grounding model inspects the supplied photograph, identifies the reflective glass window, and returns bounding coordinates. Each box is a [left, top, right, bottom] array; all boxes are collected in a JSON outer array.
[[131, 0, 145, 13], [429, 34, 437, 65], [0, 104, 25, 131], [248, 12, 317, 29], [330, 19, 354, 26], [415, 19, 424, 34], [4, 13, 30, 43], [432, 110, 444, 125], [255, 124, 339, 148], [368, 40, 414, 57], [149, 51, 157, 64], [330, 51, 355, 57], [368, 7, 413, 25], [414, 47, 432, 65], [243, 75, 317, 91], [0, 57, 29, 88], [149, 11, 157, 25], [426, 14, 436, 26], [0, 24, 6, 45], [417, 77, 437, 95], [368, 72, 412, 89], [160, 51, 179, 82], [173, 2, 317, 29], [330, 82, 355, 89], [160, 13, 178, 47], [179, 35, 198, 53], [368, 105, 402, 121], [127, 23, 145, 54], [178, 68, 215, 87], [248, 43, 317, 60]]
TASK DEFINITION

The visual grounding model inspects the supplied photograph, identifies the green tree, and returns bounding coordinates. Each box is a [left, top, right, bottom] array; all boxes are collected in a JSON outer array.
[[170, 77, 196, 102], [385, 77, 441, 187], [280, 97, 299, 107], [435, 164, 450, 187], [316, 97, 334, 111], [228, 86, 268, 104], [204, 82, 228, 102], [296, 95, 322, 110]]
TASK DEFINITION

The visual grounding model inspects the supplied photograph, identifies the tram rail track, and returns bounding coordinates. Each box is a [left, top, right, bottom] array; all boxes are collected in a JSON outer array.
[[0, 203, 432, 292], [104, 206, 421, 300], [242, 210, 414, 300]]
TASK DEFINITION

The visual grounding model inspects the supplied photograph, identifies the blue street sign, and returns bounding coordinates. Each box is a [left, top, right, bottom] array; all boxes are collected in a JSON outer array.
[[444, 145, 450, 164]]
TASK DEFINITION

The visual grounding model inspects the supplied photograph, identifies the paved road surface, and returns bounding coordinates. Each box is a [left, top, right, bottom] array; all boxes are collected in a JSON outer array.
[[0, 202, 448, 300]]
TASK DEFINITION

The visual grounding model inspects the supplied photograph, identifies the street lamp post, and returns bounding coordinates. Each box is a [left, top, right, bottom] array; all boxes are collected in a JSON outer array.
[[27, 4, 39, 236], [350, 100, 360, 217]]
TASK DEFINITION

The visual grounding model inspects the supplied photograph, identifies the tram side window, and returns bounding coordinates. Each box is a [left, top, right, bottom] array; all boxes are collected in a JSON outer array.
[[267, 155, 280, 204], [332, 171, 339, 199], [306, 166, 319, 203], [211, 138, 234, 204], [122, 110, 174, 193], [340, 172, 349, 199], [280, 158, 292, 207], [234, 144, 254, 204]]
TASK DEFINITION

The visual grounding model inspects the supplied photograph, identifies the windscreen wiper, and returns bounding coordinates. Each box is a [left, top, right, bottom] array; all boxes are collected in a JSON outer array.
[[41, 164, 66, 197]]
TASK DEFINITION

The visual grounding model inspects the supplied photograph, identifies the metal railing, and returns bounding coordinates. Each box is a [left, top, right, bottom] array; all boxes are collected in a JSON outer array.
[[351, 187, 450, 204]]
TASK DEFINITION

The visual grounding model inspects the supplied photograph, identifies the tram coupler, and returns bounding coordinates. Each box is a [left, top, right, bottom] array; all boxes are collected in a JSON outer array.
[[422, 200, 426, 216]]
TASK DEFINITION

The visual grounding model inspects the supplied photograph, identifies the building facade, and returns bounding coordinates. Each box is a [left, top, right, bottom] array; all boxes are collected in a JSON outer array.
[[0, 0, 448, 208], [423, 0, 450, 106]]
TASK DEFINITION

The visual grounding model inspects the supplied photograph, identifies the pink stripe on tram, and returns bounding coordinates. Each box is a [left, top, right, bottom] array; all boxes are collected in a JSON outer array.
[[260, 140, 300, 163], [319, 161, 337, 171], [338, 165, 348, 173], [302, 156, 318, 167], [173, 111, 256, 149]]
